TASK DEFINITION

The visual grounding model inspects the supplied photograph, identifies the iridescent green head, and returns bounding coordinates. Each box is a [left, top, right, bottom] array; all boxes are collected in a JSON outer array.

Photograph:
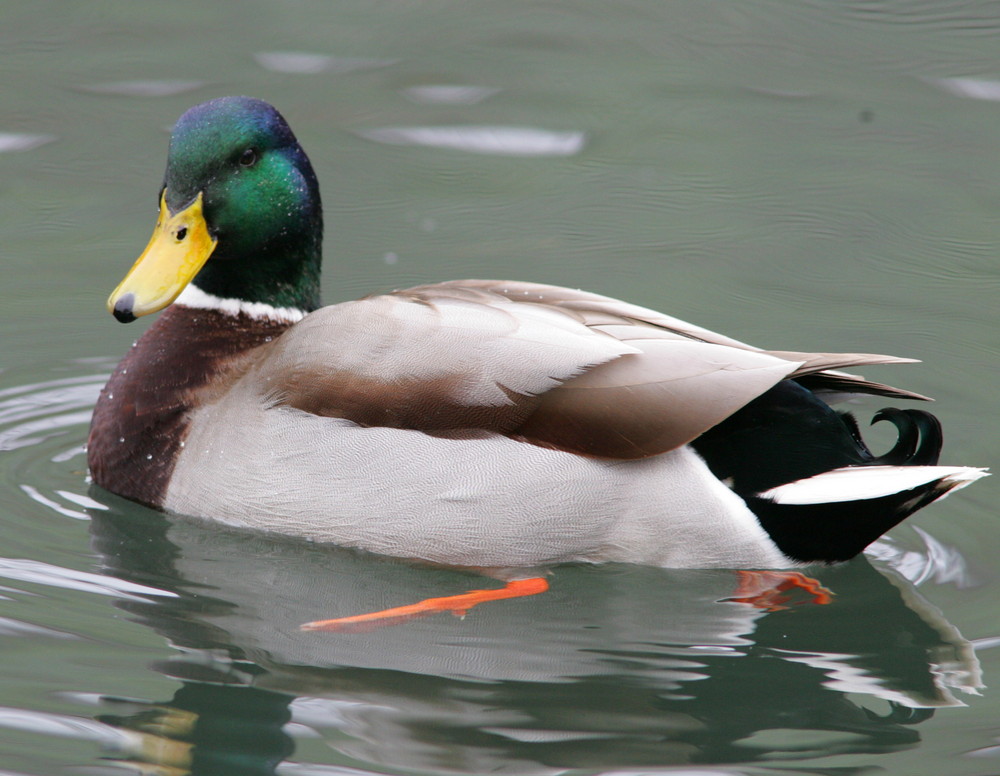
[[108, 97, 323, 321]]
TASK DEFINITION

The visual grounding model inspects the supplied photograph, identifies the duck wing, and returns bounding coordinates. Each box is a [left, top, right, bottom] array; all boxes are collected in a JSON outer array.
[[254, 280, 919, 458]]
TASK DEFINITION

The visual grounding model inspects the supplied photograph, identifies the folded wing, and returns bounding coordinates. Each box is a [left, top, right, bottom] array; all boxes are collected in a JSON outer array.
[[255, 280, 922, 458]]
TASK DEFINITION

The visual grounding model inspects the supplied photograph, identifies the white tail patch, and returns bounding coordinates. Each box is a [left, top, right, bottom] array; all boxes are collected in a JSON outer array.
[[761, 466, 989, 505]]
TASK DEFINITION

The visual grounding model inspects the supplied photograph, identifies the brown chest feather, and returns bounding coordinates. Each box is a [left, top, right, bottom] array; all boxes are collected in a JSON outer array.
[[87, 306, 290, 507]]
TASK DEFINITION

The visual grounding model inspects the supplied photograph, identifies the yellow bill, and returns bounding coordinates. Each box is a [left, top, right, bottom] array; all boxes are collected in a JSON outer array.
[[107, 190, 217, 322]]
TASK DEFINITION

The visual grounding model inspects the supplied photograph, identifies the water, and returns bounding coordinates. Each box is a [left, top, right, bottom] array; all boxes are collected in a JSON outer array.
[[1, 2, 998, 774]]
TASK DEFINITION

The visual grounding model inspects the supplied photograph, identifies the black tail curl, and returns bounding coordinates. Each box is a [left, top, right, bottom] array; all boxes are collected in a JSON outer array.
[[869, 408, 942, 466], [744, 405, 955, 563], [691, 381, 959, 564]]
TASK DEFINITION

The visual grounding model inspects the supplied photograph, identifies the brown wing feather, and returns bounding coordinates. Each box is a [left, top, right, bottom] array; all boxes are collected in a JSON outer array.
[[254, 279, 924, 459], [517, 343, 801, 457]]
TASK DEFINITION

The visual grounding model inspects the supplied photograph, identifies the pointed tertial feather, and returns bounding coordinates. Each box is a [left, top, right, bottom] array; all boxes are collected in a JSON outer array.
[[794, 371, 932, 403], [767, 350, 919, 374], [418, 280, 929, 400], [517, 339, 801, 457], [765, 351, 932, 402], [761, 465, 989, 504]]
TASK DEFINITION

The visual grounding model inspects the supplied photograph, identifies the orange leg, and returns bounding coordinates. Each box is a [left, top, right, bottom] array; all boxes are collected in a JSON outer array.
[[727, 570, 834, 611], [301, 577, 549, 633]]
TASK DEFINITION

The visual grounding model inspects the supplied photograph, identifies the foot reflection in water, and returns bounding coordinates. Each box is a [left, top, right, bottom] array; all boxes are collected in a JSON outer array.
[[87, 496, 981, 775]]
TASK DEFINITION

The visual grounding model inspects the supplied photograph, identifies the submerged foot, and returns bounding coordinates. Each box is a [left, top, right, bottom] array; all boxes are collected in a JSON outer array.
[[726, 570, 834, 611], [301, 577, 550, 632]]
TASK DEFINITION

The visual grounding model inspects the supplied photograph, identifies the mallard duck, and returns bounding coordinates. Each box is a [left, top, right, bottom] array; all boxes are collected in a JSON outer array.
[[88, 97, 984, 627]]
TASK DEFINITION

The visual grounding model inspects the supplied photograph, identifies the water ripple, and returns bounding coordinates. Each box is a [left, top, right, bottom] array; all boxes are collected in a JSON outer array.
[[0, 705, 127, 746], [927, 76, 1000, 102], [0, 616, 77, 639], [78, 79, 204, 97], [867, 528, 974, 588], [402, 84, 501, 105], [254, 51, 396, 74], [0, 370, 105, 524], [361, 125, 586, 157], [0, 133, 55, 153], [0, 558, 177, 600]]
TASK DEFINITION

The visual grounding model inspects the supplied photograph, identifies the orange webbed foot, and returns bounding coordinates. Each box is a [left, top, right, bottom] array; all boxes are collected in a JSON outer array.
[[726, 570, 834, 612], [301, 577, 550, 633]]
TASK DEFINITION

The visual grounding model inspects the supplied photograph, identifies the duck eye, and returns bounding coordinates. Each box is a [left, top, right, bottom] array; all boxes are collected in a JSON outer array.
[[175, 227, 187, 241], [239, 148, 258, 167]]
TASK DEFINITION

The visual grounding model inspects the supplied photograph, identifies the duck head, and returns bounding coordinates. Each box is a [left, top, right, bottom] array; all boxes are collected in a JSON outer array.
[[108, 96, 323, 322]]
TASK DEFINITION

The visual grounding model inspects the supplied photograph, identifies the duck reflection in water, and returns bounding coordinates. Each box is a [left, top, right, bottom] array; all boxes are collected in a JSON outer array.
[[87, 500, 981, 775]]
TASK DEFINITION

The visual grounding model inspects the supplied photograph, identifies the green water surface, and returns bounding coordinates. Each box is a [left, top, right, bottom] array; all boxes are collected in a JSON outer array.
[[1, 2, 998, 774]]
